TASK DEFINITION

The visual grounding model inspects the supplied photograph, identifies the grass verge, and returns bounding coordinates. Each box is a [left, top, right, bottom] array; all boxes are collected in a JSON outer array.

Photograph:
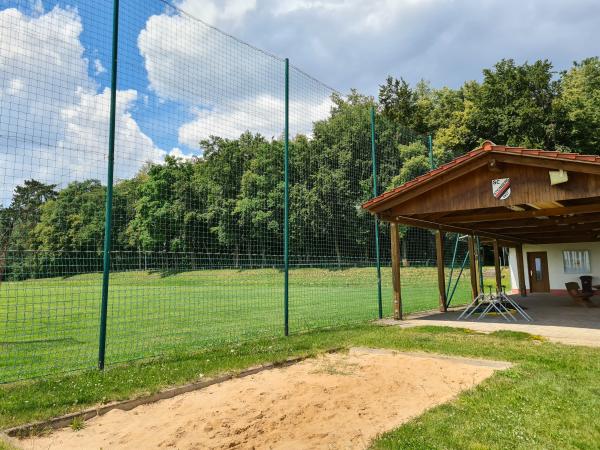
[[1, 324, 599, 449]]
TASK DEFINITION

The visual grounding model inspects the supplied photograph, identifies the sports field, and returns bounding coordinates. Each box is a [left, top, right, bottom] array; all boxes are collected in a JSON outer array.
[[0, 266, 473, 382]]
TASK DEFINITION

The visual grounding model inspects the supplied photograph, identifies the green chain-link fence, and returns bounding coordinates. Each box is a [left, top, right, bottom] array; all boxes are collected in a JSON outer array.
[[0, 0, 474, 382], [372, 119, 474, 315]]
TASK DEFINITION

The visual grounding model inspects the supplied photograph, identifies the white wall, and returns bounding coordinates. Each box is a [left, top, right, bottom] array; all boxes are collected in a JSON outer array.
[[509, 242, 600, 292]]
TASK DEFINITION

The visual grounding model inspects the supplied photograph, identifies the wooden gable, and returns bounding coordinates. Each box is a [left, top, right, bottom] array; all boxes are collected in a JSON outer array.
[[363, 143, 600, 245], [389, 155, 600, 216]]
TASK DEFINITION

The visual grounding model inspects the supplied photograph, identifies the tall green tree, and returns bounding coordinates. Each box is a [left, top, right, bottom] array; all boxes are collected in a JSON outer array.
[[199, 132, 260, 267], [235, 138, 283, 265], [555, 57, 600, 152], [125, 156, 196, 258], [389, 141, 431, 188], [379, 76, 417, 129], [470, 59, 558, 149], [308, 91, 375, 265], [0, 180, 57, 280], [33, 180, 105, 275]]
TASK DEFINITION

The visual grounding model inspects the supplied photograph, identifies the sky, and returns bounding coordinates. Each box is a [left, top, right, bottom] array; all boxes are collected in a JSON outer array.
[[181, 0, 600, 91], [1, 0, 599, 204]]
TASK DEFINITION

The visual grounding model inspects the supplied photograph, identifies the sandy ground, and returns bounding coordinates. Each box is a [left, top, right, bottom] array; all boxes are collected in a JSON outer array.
[[21, 348, 509, 450]]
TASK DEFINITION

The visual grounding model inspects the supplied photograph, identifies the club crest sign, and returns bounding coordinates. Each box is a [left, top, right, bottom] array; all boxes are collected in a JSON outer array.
[[492, 178, 511, 200]]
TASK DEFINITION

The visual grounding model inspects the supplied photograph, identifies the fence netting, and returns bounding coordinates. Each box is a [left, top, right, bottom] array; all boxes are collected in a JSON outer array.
[[1, 0, 113, 380], [374, 122, 474, 314], [1, 0, 475, 382]]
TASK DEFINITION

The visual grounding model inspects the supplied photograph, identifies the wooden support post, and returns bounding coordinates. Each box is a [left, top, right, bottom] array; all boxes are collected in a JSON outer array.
[[435, 230, 447, 312], [390, 223, 402, 320], [468, 236, 478, 299], [515, 244, 527, 297], [493, 240, 502, 293]]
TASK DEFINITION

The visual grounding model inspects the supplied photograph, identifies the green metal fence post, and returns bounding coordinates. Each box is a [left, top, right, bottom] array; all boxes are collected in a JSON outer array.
[[446, 234, 460, 298], [476, 236, 484, 293], [98, 0, 120, 370], [370, 106, 383, 319], [428, 134, 434, 169], [283, 58, 289, 336], [447, 253, 469, 307]]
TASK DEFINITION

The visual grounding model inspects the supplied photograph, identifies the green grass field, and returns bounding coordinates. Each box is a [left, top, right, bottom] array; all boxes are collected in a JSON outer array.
[[1, 325, 599, 449], [0, 266, 474, 382]]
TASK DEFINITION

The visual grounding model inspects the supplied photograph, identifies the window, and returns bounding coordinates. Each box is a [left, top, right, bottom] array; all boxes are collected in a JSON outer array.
[[562, 250, 591, 274], [534, 257, 543, 281]]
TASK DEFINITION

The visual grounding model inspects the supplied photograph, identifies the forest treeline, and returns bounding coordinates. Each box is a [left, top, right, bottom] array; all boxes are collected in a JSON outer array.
[[1, 58, 599, 280]]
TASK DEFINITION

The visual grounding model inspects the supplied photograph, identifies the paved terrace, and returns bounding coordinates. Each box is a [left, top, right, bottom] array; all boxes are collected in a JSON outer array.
[[380, 294, 600, 347]]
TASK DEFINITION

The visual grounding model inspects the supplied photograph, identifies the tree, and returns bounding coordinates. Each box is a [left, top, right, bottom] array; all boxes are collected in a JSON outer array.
[[307, 91, 375, 266], [0, 180, 57, 280], [379, 76, 417, 128], [470, 59, 558, 149], [33, 180, 105, 276], [555, 57, 600, 153], [124, 155, 197, 272], [430, 82, 481, 156], [387, 141, 431, 189], [199, 132, 259, 267], [235, 138, 283, 266]]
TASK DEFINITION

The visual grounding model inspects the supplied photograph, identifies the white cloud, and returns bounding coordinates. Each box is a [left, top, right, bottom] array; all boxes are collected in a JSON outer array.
[[175, 0, 256, 27], [139, 2, 335, 150], [94, 58, 106, 75], [167, 147, 195, 160], [0, 6, 166, 205], [7, 78, 24, 95], [178, 94, 331, 146], [138, 8, 283, 107], [59, 87, 165, 179], [162, 0, 600, 93]]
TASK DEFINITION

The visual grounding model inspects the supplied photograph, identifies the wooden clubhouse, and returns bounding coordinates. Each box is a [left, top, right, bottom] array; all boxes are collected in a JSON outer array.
[[362, 141, 600, 319]]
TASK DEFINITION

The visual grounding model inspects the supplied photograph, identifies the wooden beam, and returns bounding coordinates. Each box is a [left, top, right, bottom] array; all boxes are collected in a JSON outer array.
[[471, 213, 600, 230], [504, 224, 600, 236], [390, 223, 402, 320], [478, 238, 521, 248], [493, 240, 502, 293], [438, 203, 600, 224], [524, 230, 599, 239], [423, 211, 451, 221], [492, 153, 600, 176], [435, 230, 447, 312], [532, 236, 600, 244], [468, 236, 479, 299], [528, 234, 599, 244], [386, 215, 526, 244], [515, 244, 526, 297]]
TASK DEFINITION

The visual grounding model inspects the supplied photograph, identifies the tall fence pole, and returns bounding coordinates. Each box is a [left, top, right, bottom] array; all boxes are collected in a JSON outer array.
[[428, 134, 434, 169], [98, 0, 120, 370], [370, 106, 383, 319], [283, 58, 290, 336], [476, 236, 484, 293]]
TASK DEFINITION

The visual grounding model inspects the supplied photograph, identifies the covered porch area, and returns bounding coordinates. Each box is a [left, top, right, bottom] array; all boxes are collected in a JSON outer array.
[[383, 293, 600, 347], [363, 142, 600, 341]]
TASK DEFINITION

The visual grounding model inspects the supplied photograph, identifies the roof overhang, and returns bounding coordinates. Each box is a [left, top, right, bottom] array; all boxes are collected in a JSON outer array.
[[362, 142, 600, 246]]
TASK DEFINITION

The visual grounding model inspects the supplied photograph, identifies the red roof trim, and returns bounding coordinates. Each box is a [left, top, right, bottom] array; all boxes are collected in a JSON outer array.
[[362, 142, 600, 210]]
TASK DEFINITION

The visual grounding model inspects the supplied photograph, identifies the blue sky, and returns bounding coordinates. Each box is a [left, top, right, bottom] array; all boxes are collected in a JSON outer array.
[[1, 0, 599, 204]]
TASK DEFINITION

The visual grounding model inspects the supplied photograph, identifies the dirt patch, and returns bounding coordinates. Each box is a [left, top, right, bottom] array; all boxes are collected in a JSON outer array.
[[20, 348, 510, 450]]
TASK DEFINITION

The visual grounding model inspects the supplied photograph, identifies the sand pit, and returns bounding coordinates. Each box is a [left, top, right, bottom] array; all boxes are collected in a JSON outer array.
[[21, 348, 510, 449]]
